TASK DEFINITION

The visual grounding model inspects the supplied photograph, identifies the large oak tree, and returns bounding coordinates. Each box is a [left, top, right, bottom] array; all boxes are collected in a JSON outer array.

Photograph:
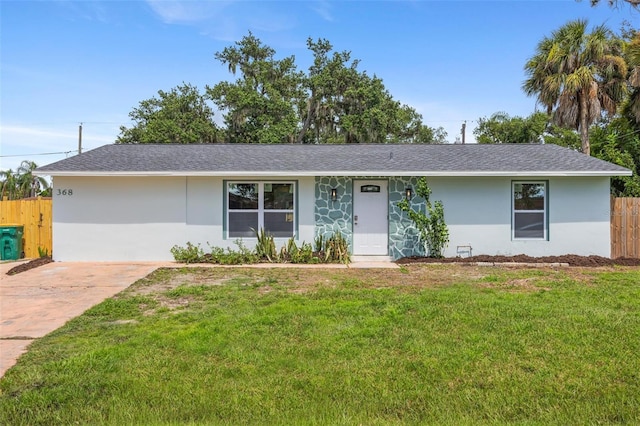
[[207, 33, 445, 144], [117, 34, 448, 145], [207, 32, 302, 144], [117, 83, 219, 144]]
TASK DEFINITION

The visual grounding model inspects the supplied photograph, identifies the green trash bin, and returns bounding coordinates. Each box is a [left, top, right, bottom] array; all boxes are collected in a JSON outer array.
[[0, 225, 24, 260]]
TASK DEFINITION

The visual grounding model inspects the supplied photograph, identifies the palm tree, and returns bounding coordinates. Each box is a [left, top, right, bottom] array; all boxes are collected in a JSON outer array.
[[623, 31, 640, 124], [16, 160, 49, 198], [523, 20, 628, 155], [1, 161, 50, 200], [0, 169, 19, 200]]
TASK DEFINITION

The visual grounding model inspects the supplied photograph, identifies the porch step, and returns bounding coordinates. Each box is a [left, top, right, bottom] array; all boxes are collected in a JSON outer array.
[[350, 255, 393, 263], [349, 256, 398, 268]]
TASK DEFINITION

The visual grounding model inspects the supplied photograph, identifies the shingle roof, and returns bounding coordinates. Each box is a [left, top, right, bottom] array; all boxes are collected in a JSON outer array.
[[34, 143, 632, 177]]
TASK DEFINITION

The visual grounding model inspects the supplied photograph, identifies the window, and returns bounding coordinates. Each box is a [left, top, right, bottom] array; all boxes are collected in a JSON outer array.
[[361, 185, 381, 193], [227, 182, 295, 238], [513, 182, 546, 240]]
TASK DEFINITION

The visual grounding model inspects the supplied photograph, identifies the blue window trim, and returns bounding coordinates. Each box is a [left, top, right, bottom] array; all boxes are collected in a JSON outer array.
[[511, 180, 549, 241]]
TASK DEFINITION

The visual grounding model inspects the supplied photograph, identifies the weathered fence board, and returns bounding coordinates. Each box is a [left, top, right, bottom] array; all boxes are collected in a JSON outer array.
[[611, 197, 640, 259], [0, 197, 52, 259]]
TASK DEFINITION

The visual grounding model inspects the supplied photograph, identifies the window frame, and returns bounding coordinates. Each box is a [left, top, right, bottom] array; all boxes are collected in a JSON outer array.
[[512, 181, 548, 241], [226, 181, 296, 239]]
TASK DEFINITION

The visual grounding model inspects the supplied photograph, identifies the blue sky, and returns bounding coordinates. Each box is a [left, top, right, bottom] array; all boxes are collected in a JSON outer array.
[[1, 0, 637, 172]]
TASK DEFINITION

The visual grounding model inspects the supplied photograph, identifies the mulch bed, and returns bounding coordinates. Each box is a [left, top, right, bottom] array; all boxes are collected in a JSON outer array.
[[5, 254, 639, 276], [396, 254, 640, 267], [6, 257, 53, 276]]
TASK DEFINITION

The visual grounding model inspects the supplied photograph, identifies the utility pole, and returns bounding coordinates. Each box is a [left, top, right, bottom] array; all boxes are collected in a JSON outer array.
[[461, 121, 466, 144], [78, 123, 83, 154]]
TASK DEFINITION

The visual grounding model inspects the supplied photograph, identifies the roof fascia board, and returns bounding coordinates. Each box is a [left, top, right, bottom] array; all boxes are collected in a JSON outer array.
[[34, 170, 633, 177]]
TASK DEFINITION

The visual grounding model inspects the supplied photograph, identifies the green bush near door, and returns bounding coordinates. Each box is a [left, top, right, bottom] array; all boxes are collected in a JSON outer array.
[[0, 225, 24, 260]]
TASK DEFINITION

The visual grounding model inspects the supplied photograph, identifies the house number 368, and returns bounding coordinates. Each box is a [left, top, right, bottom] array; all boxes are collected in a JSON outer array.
[[57, 189, 73, 196]]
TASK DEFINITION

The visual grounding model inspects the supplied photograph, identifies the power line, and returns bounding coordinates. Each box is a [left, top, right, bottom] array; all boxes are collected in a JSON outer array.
[[0, 150, 78, 158], [615, 127, 640, 139], [4, 121, 122, 125]]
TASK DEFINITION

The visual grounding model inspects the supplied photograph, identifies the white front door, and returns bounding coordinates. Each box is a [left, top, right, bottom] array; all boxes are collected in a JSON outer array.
[[353, 180, 388, 255]]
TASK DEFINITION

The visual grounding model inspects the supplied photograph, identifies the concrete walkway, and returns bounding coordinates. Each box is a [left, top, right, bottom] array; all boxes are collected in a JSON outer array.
[[0, 261, 165, 377], [0, 258, 397, 378]]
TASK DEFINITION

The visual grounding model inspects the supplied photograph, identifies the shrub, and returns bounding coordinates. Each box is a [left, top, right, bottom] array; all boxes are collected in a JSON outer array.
[[225, 240, 259, 264], [254, 228, 278, 262], [314, 235, 324, 253], [205, 240, 259, 265], [322, 232, 350, 264], [170, 242, 205, 264], [280, 238, 317, 264], [171, 231, 349, 265]]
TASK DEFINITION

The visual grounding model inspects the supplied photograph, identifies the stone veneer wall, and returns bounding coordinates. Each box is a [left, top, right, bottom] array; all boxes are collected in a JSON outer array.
[[388, 176, 424, 259], [315, 177, 353, 248], [315, 176, 425, 260]]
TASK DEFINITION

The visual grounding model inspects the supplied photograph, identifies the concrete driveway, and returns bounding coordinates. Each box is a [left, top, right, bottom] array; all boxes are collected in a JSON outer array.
[[0, 257, 396, 378], [0, 261, 166, 378]]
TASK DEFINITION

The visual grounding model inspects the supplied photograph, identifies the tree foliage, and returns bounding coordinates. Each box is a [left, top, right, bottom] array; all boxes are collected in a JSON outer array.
[[541, 124, 582, 150], [523, 20, 628, 155], [622, 30, 640, 125], [117, 83, 219, 144], [207, 33, 446, 144], [293, 37, 445, 144], [593, 134, 640, 196], [474, 111, 582, 149], [474, 112, 547, 144], [588, 0, 639, 7], [207, 32, 302, 144], [591, 117, 640, 195], [117, 34, 445, 145], [0, 161, 50, 200]]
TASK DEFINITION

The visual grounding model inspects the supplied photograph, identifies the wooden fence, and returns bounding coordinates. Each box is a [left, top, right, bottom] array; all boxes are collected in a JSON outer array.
[[0, 197, 52, 259], [611, 197, 640, 259]]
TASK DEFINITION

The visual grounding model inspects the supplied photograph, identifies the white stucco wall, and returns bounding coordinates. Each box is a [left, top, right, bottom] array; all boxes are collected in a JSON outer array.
[[426, 176, 611, 258], [52, 176, 316, 261], [51, 174, 612, 261]]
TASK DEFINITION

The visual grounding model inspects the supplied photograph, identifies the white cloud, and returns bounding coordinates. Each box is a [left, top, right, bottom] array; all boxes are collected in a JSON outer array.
[[310, 1, 334, 22], [146, 0, 298, 42], [54, 0, 110, 23], [248, 13, 297, 33], [145, 0, 231, 24], [145, 0, 247, 42]]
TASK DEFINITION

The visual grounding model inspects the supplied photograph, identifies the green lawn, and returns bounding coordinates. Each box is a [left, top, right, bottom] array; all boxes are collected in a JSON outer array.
[[1, 265, 640, 425]]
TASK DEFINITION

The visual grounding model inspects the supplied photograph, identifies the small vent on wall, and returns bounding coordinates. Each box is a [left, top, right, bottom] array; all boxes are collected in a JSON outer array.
[[456, 245, 472, 258]]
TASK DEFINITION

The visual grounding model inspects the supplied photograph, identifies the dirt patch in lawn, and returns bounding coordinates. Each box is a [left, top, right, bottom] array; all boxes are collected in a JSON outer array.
[[5, 257, 53, 275], [396, 254, 640, 267], [131, 271, 228, 296], [125, 264, 615, 306]]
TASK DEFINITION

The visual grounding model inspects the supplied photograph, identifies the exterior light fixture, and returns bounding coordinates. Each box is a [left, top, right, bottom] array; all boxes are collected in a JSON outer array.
[[331, 188, 338, 202], [405, 187, 412, 201]]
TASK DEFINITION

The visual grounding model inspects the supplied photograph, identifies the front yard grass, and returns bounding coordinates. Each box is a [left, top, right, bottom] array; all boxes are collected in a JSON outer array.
[[1, 265, 640, 425]]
